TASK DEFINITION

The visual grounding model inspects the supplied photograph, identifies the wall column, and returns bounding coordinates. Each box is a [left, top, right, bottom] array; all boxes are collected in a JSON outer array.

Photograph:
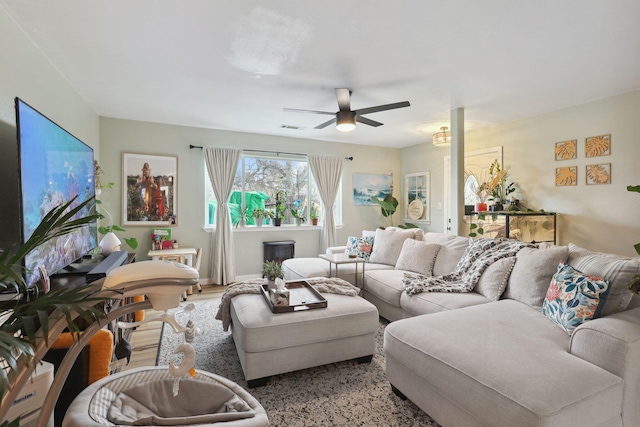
[[450, 108, 465, 235]]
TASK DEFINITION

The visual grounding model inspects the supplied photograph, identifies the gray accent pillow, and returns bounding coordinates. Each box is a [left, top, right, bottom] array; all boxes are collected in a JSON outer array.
[[567, 243, 640, 316], [504, 246, 569, 309], [423, 233, 470, 276], [475, 257, 517, 301], [395, 240, 441, 276], [369, 228, 423, 266]]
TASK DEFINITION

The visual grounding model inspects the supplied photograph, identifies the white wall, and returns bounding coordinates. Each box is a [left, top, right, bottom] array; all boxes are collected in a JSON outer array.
[[0, 7, 99, 152], [402, 90, 640, 257], [99, 117, 401, 280]]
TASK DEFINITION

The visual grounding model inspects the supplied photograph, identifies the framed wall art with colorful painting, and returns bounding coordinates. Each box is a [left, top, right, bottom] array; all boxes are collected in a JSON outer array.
[[123, 152, 177, 225]]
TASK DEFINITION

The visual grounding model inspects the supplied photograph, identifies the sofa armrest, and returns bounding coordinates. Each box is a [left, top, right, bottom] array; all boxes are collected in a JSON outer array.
[[570, 306, 640, 424], [326, 246, 347, 254]]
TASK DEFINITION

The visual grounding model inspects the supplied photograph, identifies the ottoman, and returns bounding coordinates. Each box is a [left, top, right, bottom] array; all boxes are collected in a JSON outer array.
[[230, 292, 379, 387]]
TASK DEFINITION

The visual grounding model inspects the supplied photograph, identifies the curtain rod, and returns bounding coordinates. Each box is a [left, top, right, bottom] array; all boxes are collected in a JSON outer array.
[[189, 144, 353, 161]]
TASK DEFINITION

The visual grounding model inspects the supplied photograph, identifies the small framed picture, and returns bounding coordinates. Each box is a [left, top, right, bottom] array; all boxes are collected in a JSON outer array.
[[586, 163, 611, 185], [555, 166, 577, 186], [585, 134, 611, 158], [554, 140, 577, 161]]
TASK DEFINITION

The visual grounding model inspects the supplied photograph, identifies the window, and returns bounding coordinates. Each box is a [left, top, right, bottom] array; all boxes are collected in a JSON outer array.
[[205, 153, 340, 227]]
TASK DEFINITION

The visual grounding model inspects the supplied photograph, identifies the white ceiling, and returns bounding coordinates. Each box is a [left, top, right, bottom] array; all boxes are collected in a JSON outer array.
[[2, 1, 639, 148]]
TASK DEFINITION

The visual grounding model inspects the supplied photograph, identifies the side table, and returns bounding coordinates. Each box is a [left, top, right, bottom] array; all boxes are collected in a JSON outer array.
[[318, 253, 366, 290]]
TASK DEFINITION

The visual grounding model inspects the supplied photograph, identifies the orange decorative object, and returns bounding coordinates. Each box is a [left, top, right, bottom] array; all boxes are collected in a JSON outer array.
[[51, 329, 114, 384], [475, 202, 488, 212]]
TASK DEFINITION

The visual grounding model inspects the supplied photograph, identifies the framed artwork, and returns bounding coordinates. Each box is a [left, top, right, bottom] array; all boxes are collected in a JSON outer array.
[[585, 134, 611, 157], [123, 152, 177, 225], [555, 166, 577, 186], [353, 173, 393, 206], [404, 172, 430, 223], [554, 140, 577, 160], [586, 163, 611, 185]]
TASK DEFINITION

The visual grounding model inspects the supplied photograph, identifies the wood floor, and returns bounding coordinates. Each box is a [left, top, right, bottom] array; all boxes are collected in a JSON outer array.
[[122, 284, 225, 372]]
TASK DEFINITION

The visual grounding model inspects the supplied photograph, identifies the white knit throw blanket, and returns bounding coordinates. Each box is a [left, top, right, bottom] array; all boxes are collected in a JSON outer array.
[[403, 238, 533, 295], [215, 277, 360, 331]]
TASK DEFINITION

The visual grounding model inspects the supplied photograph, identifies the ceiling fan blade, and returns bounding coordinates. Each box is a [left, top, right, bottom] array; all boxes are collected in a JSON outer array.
[[356, 116, 384, 127], [315, 117, 337, 129], [283, 108, 335, 115], [354, 101, 410, 116], [335, 88, 351, 111]]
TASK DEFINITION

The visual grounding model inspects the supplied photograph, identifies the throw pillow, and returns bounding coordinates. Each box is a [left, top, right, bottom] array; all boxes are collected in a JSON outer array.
[[475, 257, 517, 301], [541, 262, 610, 335], [566, 243, 640, 316], [504, 245, 569, 309], [345, 235, 375, 261], [369, 228, 423, 266], [395, 240, 441, 277], [423, 233, 470, 276]]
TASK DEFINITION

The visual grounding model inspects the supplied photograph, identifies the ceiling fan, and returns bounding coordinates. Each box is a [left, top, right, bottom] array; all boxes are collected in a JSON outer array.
[[283, 88, 410, 132]]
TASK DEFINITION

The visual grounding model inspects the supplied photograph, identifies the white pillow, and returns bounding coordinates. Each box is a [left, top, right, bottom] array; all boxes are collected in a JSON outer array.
[[395, 240, 441, 276], [369, 228, 423, 266]]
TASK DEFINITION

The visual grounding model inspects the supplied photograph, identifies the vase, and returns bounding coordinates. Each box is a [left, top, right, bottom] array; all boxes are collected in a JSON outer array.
[[267, 279, 276, 291], [475, 202, 488, 212], [311, 218, 318, 226], [256, 219, 263, 227], [99, 232, 121, 256], [295, 218, 302, 226], [273, 218, 282, 227]]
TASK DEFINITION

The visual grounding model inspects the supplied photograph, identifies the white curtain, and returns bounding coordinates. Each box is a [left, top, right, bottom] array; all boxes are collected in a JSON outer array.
[[204, 148, 241, 285], [309, 155, 343, 251]]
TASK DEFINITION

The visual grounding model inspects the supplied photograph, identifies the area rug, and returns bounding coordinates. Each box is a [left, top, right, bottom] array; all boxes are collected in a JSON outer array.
[[156, 299, 441, 426]]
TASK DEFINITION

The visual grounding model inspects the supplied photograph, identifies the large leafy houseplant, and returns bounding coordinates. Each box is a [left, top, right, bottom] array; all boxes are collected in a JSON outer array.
[[0, 197, 108, 423], [370, 194, 398, 227], [627, 185, 640, 294]]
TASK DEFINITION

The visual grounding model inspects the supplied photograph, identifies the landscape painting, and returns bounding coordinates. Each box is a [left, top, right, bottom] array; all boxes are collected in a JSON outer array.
[[353, 173, 393, 206]]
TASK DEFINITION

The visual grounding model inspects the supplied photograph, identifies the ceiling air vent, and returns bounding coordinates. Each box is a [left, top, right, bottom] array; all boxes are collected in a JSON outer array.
[[280, 124, 306, 130]]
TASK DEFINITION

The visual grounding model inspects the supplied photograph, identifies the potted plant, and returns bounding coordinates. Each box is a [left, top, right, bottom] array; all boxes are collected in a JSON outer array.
[[627, 185, 640, 294], [262, 260, 284, 290], [370, 194, 398, 227], [310, 202, 319, 226], [0, 197, 108, 409], [251, 207, 271, 227], [487, 160, 515, 211], [230, 205, 250, 228], [94, 161, 138, 253], [272, 189, 288, 226], [290, 208, 306, 226]]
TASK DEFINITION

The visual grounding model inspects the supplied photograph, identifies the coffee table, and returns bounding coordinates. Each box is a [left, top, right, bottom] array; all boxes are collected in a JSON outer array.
[[318, 253, 366, 289]]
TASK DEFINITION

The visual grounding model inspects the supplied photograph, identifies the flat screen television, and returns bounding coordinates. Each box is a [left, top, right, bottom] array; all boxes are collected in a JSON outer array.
[[15, 98, 98, 287]]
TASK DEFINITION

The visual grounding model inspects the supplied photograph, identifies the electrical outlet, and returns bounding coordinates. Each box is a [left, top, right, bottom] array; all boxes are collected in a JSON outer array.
[[437, 203, 442, 210]]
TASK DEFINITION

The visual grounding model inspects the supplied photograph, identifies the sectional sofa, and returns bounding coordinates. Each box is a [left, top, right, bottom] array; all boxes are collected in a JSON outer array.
[[282, 228, 640, 426]]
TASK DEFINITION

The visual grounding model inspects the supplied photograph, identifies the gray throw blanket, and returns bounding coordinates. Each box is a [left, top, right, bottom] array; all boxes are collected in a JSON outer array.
[[215, 277, 360, 331], [403, 238, 532, 295]]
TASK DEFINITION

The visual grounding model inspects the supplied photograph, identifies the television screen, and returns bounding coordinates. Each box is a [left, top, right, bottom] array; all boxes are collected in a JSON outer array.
[[16, 98, 97, 287]]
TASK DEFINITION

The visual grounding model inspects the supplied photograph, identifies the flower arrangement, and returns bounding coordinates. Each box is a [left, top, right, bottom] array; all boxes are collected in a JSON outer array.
[[477, 160, 515, 207]]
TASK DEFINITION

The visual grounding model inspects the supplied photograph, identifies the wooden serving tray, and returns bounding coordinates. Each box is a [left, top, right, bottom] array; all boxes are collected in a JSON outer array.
[[260, 280, 327, 313]]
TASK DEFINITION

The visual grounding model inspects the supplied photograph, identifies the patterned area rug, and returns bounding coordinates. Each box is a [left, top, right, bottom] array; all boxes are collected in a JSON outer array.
[[156, 299, 441, 426]]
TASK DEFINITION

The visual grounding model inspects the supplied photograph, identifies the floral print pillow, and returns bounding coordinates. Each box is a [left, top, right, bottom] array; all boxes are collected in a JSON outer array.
[[541, 262, 610, 335], [345, 235, 375, 262]]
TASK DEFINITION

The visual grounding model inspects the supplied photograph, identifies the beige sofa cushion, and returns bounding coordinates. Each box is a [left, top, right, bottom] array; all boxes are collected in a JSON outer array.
[[567, 243, 640, 316], [423, 233, 470, 276], [395, 240, 441, 276], [384, 300, 624, 427], [369, 228, 423, 266], [504, 246, 569, 309]]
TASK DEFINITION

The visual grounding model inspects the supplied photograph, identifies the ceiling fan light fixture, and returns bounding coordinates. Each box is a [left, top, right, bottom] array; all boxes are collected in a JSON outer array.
[[336, 111, 356, 132], [433, 126, 451, 147]]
